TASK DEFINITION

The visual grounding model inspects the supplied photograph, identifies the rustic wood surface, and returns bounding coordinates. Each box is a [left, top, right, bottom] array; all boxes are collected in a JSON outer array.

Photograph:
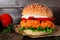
[[0, 33, 23, 40]]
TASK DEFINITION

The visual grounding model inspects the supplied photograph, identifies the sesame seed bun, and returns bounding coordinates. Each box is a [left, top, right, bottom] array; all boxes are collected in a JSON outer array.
[[18, 3, 55, 38], [22, 3, 53, 18]]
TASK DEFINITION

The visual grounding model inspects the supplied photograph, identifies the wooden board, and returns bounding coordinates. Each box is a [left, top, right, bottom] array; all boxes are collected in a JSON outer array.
[[0, 33, 23, 40], [14, 25, 60, 38]]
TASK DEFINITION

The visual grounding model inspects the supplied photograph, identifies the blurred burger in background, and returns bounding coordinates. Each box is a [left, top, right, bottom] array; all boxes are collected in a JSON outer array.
[[15, 3, 55, 38]]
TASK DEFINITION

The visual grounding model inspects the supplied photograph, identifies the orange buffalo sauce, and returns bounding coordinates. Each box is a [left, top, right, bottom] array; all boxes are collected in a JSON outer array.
[[20, 20, 55, 29], [41, 21, 55, 28]]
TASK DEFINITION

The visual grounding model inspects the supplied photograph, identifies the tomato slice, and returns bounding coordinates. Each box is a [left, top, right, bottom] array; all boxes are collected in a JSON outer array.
[[22, 17, 55, 21], [22, 18, 26, 20], [28, 16, 34, 20], [35, 18, 55, 20]]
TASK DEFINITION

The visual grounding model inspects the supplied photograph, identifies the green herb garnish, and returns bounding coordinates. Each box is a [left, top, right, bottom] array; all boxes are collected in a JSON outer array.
[[19, 27, 24, 31], [3, 24, 12, 33]]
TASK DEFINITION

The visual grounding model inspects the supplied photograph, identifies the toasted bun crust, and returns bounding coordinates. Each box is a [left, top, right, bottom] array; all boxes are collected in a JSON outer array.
[[22, 3, 53, 18], [23, 30, 51, 36]]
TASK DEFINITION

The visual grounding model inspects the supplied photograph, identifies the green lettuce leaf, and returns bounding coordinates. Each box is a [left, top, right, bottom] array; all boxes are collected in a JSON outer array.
[[19, 26, 54, 33], [19, 27, 24, 31]]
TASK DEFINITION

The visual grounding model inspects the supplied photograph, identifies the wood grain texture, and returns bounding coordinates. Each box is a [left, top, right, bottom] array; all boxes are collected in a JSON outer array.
[[17, 0, 60, 7], [0, 33, 22, 40]]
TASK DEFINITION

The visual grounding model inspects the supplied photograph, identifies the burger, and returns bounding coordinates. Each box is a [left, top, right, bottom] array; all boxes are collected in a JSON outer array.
[[15, 3, 55, 38]]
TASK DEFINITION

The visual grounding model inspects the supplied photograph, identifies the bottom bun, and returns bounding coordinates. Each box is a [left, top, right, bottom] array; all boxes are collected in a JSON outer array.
[[23, 30, 51, 36], [14, 25, 52, 38]]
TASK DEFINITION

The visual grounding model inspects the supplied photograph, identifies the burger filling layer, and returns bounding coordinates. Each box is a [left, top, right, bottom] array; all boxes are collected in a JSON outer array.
[[19, 17, 55, 33]]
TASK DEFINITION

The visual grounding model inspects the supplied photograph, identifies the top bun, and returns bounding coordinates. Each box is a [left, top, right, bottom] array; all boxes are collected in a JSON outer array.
[[22, 3, 53, 18]]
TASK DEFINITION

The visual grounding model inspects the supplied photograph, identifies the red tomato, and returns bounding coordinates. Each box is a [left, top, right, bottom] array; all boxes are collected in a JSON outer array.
[[1, 13, 12, 27], [0, 16, 1, 21], [0, 16, 1, 24]]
